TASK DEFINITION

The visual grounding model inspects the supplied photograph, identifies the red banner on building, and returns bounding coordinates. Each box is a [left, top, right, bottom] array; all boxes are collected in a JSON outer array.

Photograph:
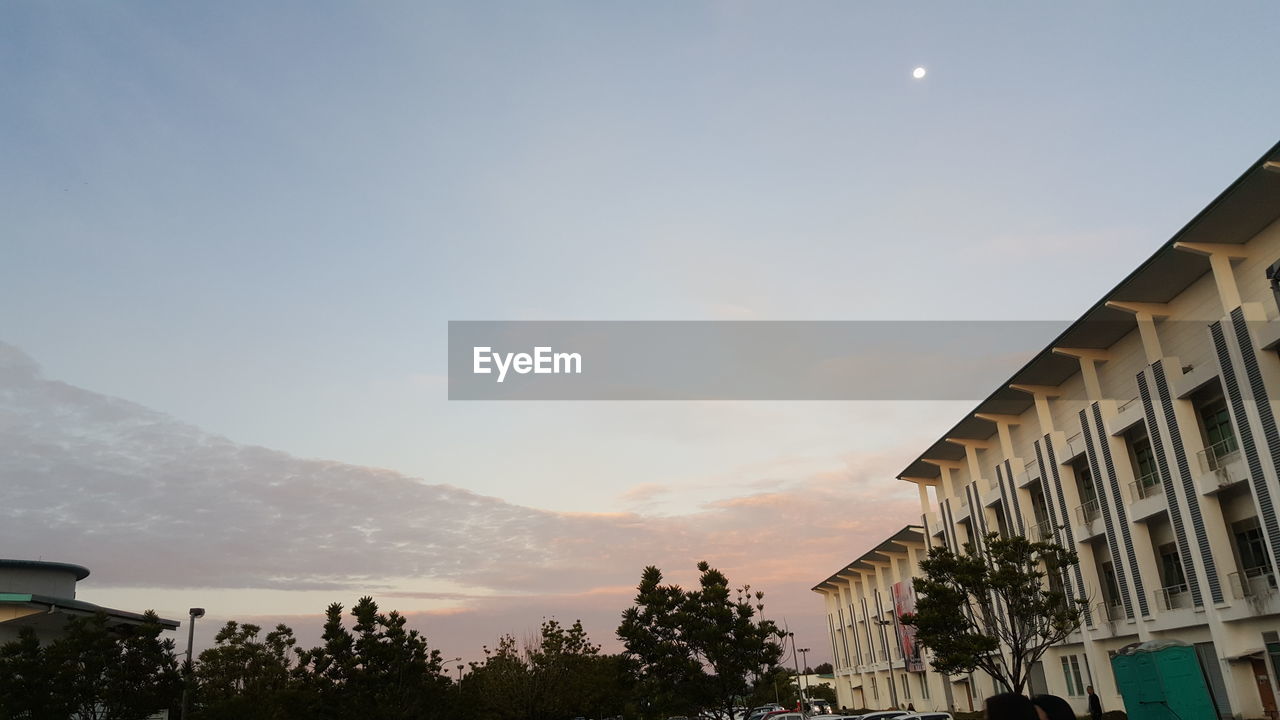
[[892, 580, 924, 672]]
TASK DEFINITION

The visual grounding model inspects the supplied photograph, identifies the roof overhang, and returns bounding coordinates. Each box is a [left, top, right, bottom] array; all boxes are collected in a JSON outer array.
[[898, 139, 1280, 481], [811, 525, 925, 591], [0, 593, 180, 630]]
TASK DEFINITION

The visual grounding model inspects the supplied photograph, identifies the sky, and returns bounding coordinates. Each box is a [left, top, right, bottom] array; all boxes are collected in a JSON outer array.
[[3, 1, 1280, 664]]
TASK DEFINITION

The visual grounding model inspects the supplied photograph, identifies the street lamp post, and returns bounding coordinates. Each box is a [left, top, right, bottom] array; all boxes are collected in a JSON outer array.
[[180, 607, 205, 720], [786, 631, 802, 708], [797, 647, 810, 703], [453, 657, 463, 699], [872, 618, 899, 709]]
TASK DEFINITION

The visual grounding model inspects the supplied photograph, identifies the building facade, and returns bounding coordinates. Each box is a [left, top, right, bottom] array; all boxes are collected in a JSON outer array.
[[0, 559, 180, 644], [815, 141, 1280, 717]]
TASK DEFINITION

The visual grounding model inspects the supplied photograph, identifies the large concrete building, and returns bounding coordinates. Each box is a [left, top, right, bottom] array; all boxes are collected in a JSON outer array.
[[815, 141, 1280, 718]]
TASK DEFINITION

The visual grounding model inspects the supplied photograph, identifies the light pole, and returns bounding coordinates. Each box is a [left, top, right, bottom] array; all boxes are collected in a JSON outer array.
[[180, 607, 205, 720], [797, 647, 810, 704], [453, 657, 463, 698], [785, 631, 802, 709], [872, 618, 899, 709]]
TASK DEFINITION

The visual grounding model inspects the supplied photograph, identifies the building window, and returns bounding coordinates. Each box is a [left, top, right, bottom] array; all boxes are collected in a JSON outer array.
[[1159, 543, 1187, 589], [1077, 466, 1098, 505], [1100, 561, 1122, 613], [901, 673, 910, 700], [1233, 521, 1274, 583], [1200, 402, 1239, 458], [871, 676, 878, 700], [1061, 655, 1085, 696], [1132, 436, 1156, 478], [918, 671, 930, 700]]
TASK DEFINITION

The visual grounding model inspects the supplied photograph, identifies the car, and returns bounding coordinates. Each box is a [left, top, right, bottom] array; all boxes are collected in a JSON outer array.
[[804, 700, 834, 715], [745, 705, 783, 720], [899, 714, 953, 720], [854, 712, 911, 720]]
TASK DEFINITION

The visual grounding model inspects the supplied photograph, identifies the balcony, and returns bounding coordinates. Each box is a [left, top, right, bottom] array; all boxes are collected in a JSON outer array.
[[982, 481, 1003, 508], [1016, 458, 1041, 488], [1064, 431, 1088, 461], [1108, 395, 1146, 436], [1154, 583, 1193, 611], [1257, 317, 1280, 352], [1195, 438, 1248, 495], [1228, 567, 1278, 599], [1128, 471, 1167, 521], [1174, 362, 1220, 399], [1074, 498, 1105, 540], [1085, 601, 1134, 640], [1028, 519, 1056, 542], [1221, 568, 1280, 620]]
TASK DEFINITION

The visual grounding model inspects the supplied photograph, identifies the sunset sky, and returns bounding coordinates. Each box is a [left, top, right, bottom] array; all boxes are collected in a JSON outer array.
[[4, 1, 1280, 663]]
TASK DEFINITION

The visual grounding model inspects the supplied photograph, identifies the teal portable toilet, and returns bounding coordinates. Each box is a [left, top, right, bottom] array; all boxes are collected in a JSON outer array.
[[1110, 642, 1218, 720]]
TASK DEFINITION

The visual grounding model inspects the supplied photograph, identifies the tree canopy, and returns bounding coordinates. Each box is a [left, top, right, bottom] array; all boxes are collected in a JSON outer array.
[[900, 531, 1085, 694], [618, 561, 784, 719], [0, 611, 179, 720]]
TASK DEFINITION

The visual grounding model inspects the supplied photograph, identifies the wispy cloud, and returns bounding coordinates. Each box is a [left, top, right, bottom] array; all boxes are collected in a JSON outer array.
[[0, 341, 916, 660]]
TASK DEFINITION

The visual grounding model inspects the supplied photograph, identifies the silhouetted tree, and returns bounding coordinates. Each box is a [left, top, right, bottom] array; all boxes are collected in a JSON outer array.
[[462, 619, 632, 720], [618, 561, 783, 719], [294, 597, 451, 720], [0, 627, 59, 719], [193, 621, 300, 719], [28, 611, 180, 720]]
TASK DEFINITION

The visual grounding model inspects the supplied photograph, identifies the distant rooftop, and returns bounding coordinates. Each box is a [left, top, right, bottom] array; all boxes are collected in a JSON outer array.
[[0, 559, 91, 581]]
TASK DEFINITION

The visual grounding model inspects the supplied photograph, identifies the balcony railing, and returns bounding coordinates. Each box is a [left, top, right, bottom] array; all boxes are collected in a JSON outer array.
[[1118, 395, 1142, 414], [1090, 601, 1124, 625], [1028, 519, 1055, 542], [1198, 437, 1241, 473], [1154, 583, 1192, 611], [1228, 567, 1279, 599], [1129, 471, 1164, 501], [1075, 498, 1101, 525], [1066, 431, 1087, 458]]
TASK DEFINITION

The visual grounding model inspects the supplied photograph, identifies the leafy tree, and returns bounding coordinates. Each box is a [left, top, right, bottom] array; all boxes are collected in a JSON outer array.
[[806, 682, 837, 704], [294, 597, 451, 720], [193, 621, 301, 719], [40, 611, 181, 720], [461, 619, 632, 720], [900, 532, 1084, 694], [0, 627, 59, 719], [812, 661, 833, 674], [463, 633, 532, 720], [745, 666, 798, 709], [618, 561, 783, 719]]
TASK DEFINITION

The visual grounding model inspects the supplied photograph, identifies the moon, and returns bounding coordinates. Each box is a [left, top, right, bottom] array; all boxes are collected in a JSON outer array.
[[913, 67, 927, 79]]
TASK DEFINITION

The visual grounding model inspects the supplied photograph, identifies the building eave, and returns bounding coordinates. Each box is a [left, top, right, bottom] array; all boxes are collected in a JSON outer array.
[[898, 138, 1280, 482]]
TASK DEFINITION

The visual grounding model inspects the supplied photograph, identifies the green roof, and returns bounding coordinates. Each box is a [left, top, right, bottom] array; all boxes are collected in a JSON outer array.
[[0, 593, 180, 628]]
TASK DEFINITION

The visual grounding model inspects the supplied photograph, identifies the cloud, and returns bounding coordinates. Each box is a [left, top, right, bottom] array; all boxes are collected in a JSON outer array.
[[0, 341, 918, 662]]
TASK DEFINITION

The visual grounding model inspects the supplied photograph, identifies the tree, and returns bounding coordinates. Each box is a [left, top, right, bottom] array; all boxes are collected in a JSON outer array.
[[461, 619, 633, 720], [812, 662, 833, 675], [618, 561, 783, 719], [0, 627, 59, 719], [40, 611, 181, 720], [194, 621, 301, 719], [293, 597, 451, 720], [807, 683, 837, 704], [745, 666, 798, 709], [900, 532, 1085, 694]]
